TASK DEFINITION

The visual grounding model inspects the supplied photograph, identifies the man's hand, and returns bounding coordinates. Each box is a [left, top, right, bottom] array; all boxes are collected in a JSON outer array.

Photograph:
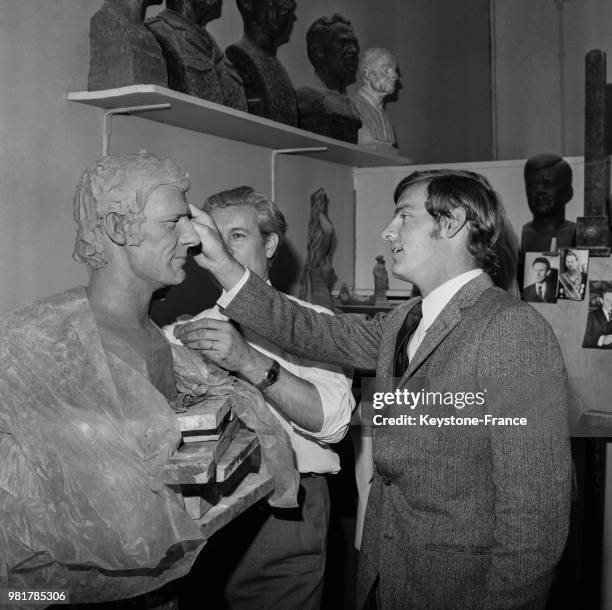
[[188, 204, 246, 291], [175, 317, 270, 377], [601, 334, 612, 346]]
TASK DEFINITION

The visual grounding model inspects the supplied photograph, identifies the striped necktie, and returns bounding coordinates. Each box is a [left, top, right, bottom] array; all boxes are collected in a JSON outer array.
[[393, 302, 423, 377]]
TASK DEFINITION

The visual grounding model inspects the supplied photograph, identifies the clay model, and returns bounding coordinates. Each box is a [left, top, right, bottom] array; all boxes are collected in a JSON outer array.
[[521, 153, 576, 254], [373, 255, 389, 303], [351, 48, 399, 152], [88, 0, 168, 90], [296, 14, 362, 142], [225, 0, 298, 125], [147, 0, 247, 110], [299, 188, 337, 310]]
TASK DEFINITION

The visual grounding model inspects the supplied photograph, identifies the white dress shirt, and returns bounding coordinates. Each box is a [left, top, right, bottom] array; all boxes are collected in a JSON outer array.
[[165, 275, 354, 474], [408, 269, 484, 361]]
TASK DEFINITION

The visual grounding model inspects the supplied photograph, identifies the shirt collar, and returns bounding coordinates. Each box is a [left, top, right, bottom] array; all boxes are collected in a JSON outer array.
[[420, 269, 483, 331]]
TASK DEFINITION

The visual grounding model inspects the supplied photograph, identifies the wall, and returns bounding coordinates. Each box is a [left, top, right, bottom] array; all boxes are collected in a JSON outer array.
[[493, 0, 612, 159], [360, 0, 493, 164], [0, 0, 362, 317]]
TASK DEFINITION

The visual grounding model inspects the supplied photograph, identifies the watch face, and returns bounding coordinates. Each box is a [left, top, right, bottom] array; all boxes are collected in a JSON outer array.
[[266, 366, 279, 384]]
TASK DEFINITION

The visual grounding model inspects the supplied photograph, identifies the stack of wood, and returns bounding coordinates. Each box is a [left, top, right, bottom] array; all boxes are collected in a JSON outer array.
[[164, 395, 267, 524]]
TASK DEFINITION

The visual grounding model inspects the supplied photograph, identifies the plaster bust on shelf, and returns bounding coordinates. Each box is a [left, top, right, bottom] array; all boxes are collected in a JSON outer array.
[[350, 47, 399, 152], [521, 153, 575, 254], [88, 0, 168, 90], [147, 0, 247, 110], [296, 14, 362, 143], [226, 0, 298, 125]]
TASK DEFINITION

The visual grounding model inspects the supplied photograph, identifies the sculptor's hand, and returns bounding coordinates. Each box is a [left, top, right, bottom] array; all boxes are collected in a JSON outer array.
[[601, 334, 612, 346], [189, 204, 245, 291], [175, 317, 270, 378]]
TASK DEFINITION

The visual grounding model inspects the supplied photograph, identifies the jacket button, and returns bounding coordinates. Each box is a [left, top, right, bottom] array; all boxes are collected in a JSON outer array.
[[382, 477, 392, 486]]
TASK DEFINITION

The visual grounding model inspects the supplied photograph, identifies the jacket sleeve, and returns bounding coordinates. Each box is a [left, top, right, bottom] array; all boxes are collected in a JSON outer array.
[[477, 302, 571, 608], [221, 272, 385, 371]]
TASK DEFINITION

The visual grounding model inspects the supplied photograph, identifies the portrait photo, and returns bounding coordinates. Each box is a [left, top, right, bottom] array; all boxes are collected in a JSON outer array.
[[582, 280, 612, 349], [522, 252, 560, 304], [557, 249, 589, 300]]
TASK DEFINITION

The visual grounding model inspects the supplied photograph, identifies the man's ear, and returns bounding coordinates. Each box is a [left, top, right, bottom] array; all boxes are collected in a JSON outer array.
[[310, 43, 326, 69], [102, 212, 129, 246], [562, 185, 574, 205], [442, 207, 468, 238], [265, 232, 279, 260]]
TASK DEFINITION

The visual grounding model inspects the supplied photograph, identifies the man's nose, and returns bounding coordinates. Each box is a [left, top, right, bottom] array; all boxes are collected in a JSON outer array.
[[382, 220, 396, 241]]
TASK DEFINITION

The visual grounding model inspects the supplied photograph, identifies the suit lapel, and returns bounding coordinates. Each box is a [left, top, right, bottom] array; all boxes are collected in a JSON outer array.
[[399, 273, 494, 384]]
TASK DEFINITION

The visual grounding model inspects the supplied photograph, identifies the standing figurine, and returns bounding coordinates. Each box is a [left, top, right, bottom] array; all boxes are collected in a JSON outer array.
[[299, 188, 336, 310], [373, 255, 389, 303], [88, 0, 168, 90], [351, 48, 399, 152], [226, 0, 298, 125], [296, 15, 362, 142], [147, 0, 247, 110]]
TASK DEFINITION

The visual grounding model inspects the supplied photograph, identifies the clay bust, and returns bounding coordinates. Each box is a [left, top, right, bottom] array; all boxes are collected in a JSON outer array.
[[351, 48, 399, 152], [299, 188, 337, 310], [521, 153, 575, 254], [225, 0, 298, 125], [88, 0, 168, 90], [373, 255, 389, 303], [296, 14, 362, 143], [147, 0, 247, 110]]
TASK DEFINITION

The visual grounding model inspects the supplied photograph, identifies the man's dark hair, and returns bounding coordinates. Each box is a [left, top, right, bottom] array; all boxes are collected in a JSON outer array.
[[306, 14, 353, 69], [393, 170, 505, 275], [532, 257, 551, 272]]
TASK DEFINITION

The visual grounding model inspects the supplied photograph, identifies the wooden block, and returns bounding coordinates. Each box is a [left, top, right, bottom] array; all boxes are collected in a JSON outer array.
[[177, 395, 231, 432], [164, 455, 215, 485], [182, 412, 237, 443], [198, 472, 274, 537], [216, 429, 259, 482]]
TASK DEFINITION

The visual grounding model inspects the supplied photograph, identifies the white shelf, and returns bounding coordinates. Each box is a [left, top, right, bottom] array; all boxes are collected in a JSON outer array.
[[67, 85, 414, 168]]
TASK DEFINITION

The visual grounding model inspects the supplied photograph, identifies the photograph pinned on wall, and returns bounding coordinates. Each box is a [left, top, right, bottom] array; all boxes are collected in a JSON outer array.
[[521, 252, 560, 304], [557, 249, 589, 301], [582, 281, 612, 349]]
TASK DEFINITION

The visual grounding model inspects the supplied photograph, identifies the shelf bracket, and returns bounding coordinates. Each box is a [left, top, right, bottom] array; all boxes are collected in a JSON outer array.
[[102, 103, 171, 156], [270, 147, 327, 202]]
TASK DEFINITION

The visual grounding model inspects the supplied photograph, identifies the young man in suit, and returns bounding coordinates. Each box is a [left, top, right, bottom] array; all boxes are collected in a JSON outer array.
[[522, 256, 557, 303], [182, 170, 571, 610], [583, 289, 612, 348]]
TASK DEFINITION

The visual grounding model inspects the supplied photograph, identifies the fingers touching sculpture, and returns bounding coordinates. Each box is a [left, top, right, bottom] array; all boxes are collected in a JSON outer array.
[[147, 0, 248, 110], [296, 14, 362, 143], [88, 0, 168, 90], [299, 188, 337, 310], [226, 0, 298, 125], [351, 48, 399, 152]]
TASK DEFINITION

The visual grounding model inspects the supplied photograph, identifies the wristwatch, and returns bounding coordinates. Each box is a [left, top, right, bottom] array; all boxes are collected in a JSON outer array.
[[255, 359, 280, 392]]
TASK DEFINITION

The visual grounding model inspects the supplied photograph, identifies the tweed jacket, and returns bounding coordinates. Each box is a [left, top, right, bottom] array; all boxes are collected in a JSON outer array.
[[222, 272, 571, 610]]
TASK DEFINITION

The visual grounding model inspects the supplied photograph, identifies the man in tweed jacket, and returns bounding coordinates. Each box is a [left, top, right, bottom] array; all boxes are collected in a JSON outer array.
[[183, 170, 571, 609]]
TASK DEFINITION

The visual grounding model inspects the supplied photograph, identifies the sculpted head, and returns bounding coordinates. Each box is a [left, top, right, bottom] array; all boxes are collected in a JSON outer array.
[[73, 151, 190, 270], [236, 0, 297, 45], [306, 14, 360, 92], [524, 153, 573, 220], [202, 186, 287, 277], [359, 48, 398, 98], [166, 0, 223, 25]]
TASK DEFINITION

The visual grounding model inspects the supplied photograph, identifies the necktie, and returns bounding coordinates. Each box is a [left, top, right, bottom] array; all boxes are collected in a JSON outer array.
[[537, 285, 543, 302], [393, 302, 423, 377]]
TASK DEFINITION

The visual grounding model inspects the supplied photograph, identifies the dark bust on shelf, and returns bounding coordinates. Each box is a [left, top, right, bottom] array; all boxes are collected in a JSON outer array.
[[88, 0, 168, 91], [147, 0, 247, 110], [521, 153, 576, 254], [225, 0, 298, 125], [296, 14, 362, 143]]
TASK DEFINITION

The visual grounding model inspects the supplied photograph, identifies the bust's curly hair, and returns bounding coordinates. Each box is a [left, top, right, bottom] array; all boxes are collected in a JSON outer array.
[[72, 151, 189, 270]]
